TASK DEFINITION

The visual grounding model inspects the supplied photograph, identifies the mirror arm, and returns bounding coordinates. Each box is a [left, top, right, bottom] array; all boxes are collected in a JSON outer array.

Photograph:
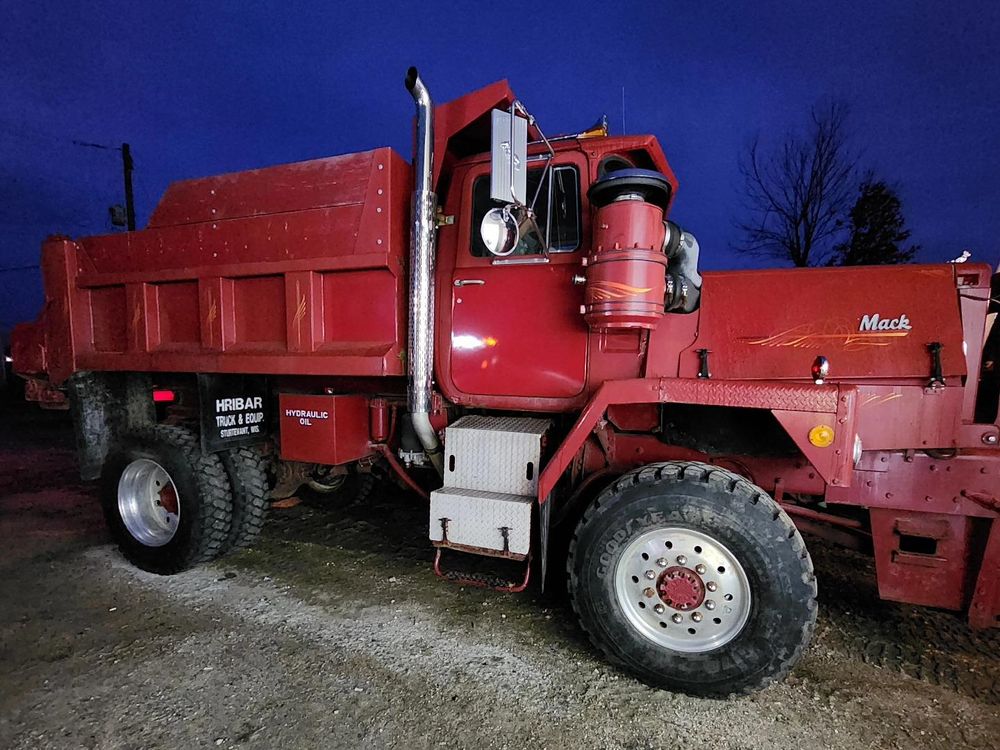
[[511, 100, 556, 213], [544, 165, 554, 255], [510, 99, 557, 256]]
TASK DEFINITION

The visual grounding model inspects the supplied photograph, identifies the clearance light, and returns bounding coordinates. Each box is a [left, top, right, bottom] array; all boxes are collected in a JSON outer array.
[[577, 115, 609, 139], [811, 355, 830, 385], [808, 424, 835, 448], [152, 389, 176, 403]]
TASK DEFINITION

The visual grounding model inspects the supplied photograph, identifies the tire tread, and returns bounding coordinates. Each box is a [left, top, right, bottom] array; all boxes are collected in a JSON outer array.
[[221, 445, 269, 552], [107, 424, 233, 574], [567, 460, 818, 697]]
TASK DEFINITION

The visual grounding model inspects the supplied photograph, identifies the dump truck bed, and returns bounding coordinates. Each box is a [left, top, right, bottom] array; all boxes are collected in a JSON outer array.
[[13, 147, 412, 384]]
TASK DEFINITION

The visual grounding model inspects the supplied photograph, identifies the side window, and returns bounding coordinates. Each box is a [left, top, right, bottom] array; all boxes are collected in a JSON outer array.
[[470, 165, 581, 257]]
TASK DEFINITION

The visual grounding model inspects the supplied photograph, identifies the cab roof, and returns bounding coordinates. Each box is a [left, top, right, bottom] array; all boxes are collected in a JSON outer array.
[[428, 80, 678, 207]]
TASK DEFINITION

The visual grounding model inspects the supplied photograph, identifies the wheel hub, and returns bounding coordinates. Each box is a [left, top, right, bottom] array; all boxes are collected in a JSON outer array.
[[157, 483, 179, 515], [118, 458, 180, 547], [657, 566, 705, 610], [614, 526, 752, 653]]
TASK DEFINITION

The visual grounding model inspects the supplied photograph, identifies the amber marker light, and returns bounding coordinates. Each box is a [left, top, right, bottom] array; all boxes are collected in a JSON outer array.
[[808, 424, 835, 448]]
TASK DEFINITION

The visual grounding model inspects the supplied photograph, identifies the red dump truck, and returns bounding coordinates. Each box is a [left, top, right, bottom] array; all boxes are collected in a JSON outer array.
[[12, 68, 1000, 696]]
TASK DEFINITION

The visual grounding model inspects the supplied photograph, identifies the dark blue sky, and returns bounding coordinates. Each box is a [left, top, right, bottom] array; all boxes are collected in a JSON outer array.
[[2, 1, 999, 334]]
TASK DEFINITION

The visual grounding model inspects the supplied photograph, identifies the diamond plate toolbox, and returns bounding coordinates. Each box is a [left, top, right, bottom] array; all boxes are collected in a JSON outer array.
[[429, 488, 532, 557], [442, 415, 551, 495]]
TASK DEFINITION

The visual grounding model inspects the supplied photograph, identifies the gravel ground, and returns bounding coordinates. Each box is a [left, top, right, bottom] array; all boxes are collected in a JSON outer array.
[[1, 400, 998, 750]]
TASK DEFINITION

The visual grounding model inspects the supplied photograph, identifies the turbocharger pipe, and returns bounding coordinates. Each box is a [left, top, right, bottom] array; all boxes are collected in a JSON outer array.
[[405, 67, 443, 475]]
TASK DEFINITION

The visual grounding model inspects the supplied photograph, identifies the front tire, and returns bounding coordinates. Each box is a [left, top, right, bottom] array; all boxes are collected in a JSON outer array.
[[567, 461, 817, 697], [101, 425, 233, 574]]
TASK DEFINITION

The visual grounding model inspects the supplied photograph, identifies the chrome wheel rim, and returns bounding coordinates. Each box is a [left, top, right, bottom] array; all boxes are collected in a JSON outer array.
[[614, 526, 751, 653], [118, 458, 180, 546]]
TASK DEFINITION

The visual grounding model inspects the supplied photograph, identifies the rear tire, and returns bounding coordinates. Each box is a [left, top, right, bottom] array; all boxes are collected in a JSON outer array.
[[101, 425, 233, 574], [567, 461, 817, 697], [219, 445, 269, 551]]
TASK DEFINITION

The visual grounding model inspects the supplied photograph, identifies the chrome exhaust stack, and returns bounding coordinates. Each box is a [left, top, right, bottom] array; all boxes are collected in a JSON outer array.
[[404, 67, 443, 475]]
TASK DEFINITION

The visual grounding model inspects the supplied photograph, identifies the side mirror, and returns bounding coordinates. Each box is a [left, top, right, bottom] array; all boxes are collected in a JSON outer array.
[[480, 206, 520, 257], [490, 108, 527, 205]]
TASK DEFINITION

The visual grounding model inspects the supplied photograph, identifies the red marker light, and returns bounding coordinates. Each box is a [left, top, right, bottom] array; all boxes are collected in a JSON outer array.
[[152, 389, 176, 403], [811, 356, 830, 385]]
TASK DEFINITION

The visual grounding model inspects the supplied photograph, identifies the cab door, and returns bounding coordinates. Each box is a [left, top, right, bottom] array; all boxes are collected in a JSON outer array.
[[447, 158, 589, 400]]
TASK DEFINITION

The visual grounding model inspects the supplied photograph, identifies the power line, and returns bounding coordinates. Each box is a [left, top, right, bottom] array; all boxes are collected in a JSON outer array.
[[0, 264, 40, 274], [0, 120, 120, 154], [72, 138, 118, 151]]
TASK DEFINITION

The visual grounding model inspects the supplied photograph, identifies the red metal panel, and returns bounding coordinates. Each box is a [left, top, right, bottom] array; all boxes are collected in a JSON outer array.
[[232, 276, 286, 350], [869, 508, 974, 611], [154, 281, 200, 347], [449, 262, 589, 398], [319, 270, 399, 355], [131, 284, 155, 352], [42, 239, 87, 384], [285, 271, 322, 354], [667, 264, 970, 382], [148, 150, 375, 228], [10, 320, 46, 376], [854, 384, 963, 450], [199, 277, 234, 352], [78, 205, 366, 280], [89, 286, 127, 352], [828, 450, 1000, 519], [431, 79, 517, 192], [772, 408, 852, 488], [278, 394, 372, 466], [579, 135, 678, 206], [969, 519, 1000, 628]]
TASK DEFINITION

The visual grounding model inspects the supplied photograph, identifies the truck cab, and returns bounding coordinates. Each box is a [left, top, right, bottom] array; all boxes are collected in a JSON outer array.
[[437, 135, 682, 410]]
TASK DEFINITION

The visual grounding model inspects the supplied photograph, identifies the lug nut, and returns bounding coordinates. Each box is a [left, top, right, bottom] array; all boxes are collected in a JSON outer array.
[[706, 581, 718, 592], [643, 587, 655, 598], [671, 613, 683, 624], [704, 600, 716, 610], [644, 570, 656, 580], [695, 564, 706, 575], [656, 557, 668, 568], [676, 555, 687, 565], [654, 603, 665, 614], [691, 612, 703, 623]]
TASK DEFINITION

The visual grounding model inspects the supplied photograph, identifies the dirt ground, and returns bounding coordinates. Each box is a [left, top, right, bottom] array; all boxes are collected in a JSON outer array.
[[1, 398, 998, 750]]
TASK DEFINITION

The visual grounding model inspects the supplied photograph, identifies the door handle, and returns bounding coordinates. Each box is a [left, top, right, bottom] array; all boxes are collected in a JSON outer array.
[[454, 279, 485, 287]]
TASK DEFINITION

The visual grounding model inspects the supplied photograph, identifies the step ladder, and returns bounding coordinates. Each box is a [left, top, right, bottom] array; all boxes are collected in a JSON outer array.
[[429, 415, 551, 591]]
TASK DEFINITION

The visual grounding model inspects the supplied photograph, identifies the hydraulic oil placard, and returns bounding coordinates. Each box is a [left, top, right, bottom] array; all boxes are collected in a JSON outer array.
[[277, 393, 372, 465]]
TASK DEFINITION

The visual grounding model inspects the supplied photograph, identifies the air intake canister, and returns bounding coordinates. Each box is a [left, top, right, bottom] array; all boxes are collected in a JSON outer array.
[[583, 197, 668, 330]]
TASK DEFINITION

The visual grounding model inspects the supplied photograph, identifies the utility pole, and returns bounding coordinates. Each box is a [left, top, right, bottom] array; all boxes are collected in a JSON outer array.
[[121, 142, 136, 231]]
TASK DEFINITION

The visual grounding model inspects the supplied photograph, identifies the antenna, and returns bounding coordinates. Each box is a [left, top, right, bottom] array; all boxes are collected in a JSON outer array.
[[621, 86, 627, 134]]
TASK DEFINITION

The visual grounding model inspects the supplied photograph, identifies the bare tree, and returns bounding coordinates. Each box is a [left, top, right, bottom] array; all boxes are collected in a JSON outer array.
[[736, 102, 856, 266]]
